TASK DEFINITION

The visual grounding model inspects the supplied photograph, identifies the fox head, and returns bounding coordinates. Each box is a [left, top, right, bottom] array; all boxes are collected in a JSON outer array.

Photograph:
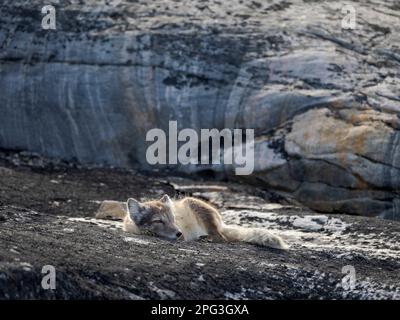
[[127, 195, 183, 241]]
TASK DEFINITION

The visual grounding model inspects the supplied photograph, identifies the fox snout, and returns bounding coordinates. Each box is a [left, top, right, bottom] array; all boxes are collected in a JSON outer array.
[[154, 224, 184, 241], [165, 229, 184, 241]]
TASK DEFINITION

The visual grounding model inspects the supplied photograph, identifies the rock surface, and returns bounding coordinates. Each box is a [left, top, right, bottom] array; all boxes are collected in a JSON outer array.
[[0, 156, 399, 299], [0, 1, 399, 217]]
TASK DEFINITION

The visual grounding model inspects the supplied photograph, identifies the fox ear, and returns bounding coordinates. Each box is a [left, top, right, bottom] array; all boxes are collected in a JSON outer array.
[[127, 198, 145, 224], [160, 194, 173, 207]]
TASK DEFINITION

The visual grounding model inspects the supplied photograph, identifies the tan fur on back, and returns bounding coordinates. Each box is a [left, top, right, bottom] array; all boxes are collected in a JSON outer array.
[[172, 198, 209, 241]]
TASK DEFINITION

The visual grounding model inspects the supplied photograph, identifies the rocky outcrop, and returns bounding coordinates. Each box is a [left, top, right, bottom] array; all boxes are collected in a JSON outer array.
[[0, 1, 399, 218], [1, 166, 399, 299], [253, 107, 400, 218]]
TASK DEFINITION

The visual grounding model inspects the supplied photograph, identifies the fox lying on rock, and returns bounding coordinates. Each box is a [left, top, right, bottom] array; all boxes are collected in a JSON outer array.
[[95, 195, 288, 250]]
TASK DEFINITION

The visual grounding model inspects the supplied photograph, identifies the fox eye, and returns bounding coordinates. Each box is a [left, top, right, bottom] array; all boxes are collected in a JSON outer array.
[[152, 220, 164, 224]]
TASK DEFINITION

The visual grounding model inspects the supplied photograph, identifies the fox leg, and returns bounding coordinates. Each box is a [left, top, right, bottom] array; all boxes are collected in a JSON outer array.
[[198, 232, 227, 243], [206, 231, 228, 243]]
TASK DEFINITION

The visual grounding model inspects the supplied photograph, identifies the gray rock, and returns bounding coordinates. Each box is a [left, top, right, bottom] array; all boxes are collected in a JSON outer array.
[[1, 202, 399, 300], [0, 154, 399, 299], [0, 1, 399, 218]]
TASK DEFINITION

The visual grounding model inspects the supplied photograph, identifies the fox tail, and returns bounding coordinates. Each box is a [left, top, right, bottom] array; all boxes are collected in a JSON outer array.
[[221, 224, 288, 250]]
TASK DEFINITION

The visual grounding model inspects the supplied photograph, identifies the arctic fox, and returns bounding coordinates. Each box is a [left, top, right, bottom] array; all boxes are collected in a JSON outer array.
[[95, 195, 288, 250]]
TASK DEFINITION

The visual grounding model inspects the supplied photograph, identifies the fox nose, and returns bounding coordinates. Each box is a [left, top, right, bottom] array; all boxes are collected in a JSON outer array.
[[176, 232, 183, 239]]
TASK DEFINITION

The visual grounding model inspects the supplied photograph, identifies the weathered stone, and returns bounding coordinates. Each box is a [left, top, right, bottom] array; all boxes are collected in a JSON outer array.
[[0, 1, 399, 218], [0, 153, 399, 299]]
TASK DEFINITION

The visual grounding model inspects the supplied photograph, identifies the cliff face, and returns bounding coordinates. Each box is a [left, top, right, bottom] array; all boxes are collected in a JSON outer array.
[[0, 0, 399, 218]]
